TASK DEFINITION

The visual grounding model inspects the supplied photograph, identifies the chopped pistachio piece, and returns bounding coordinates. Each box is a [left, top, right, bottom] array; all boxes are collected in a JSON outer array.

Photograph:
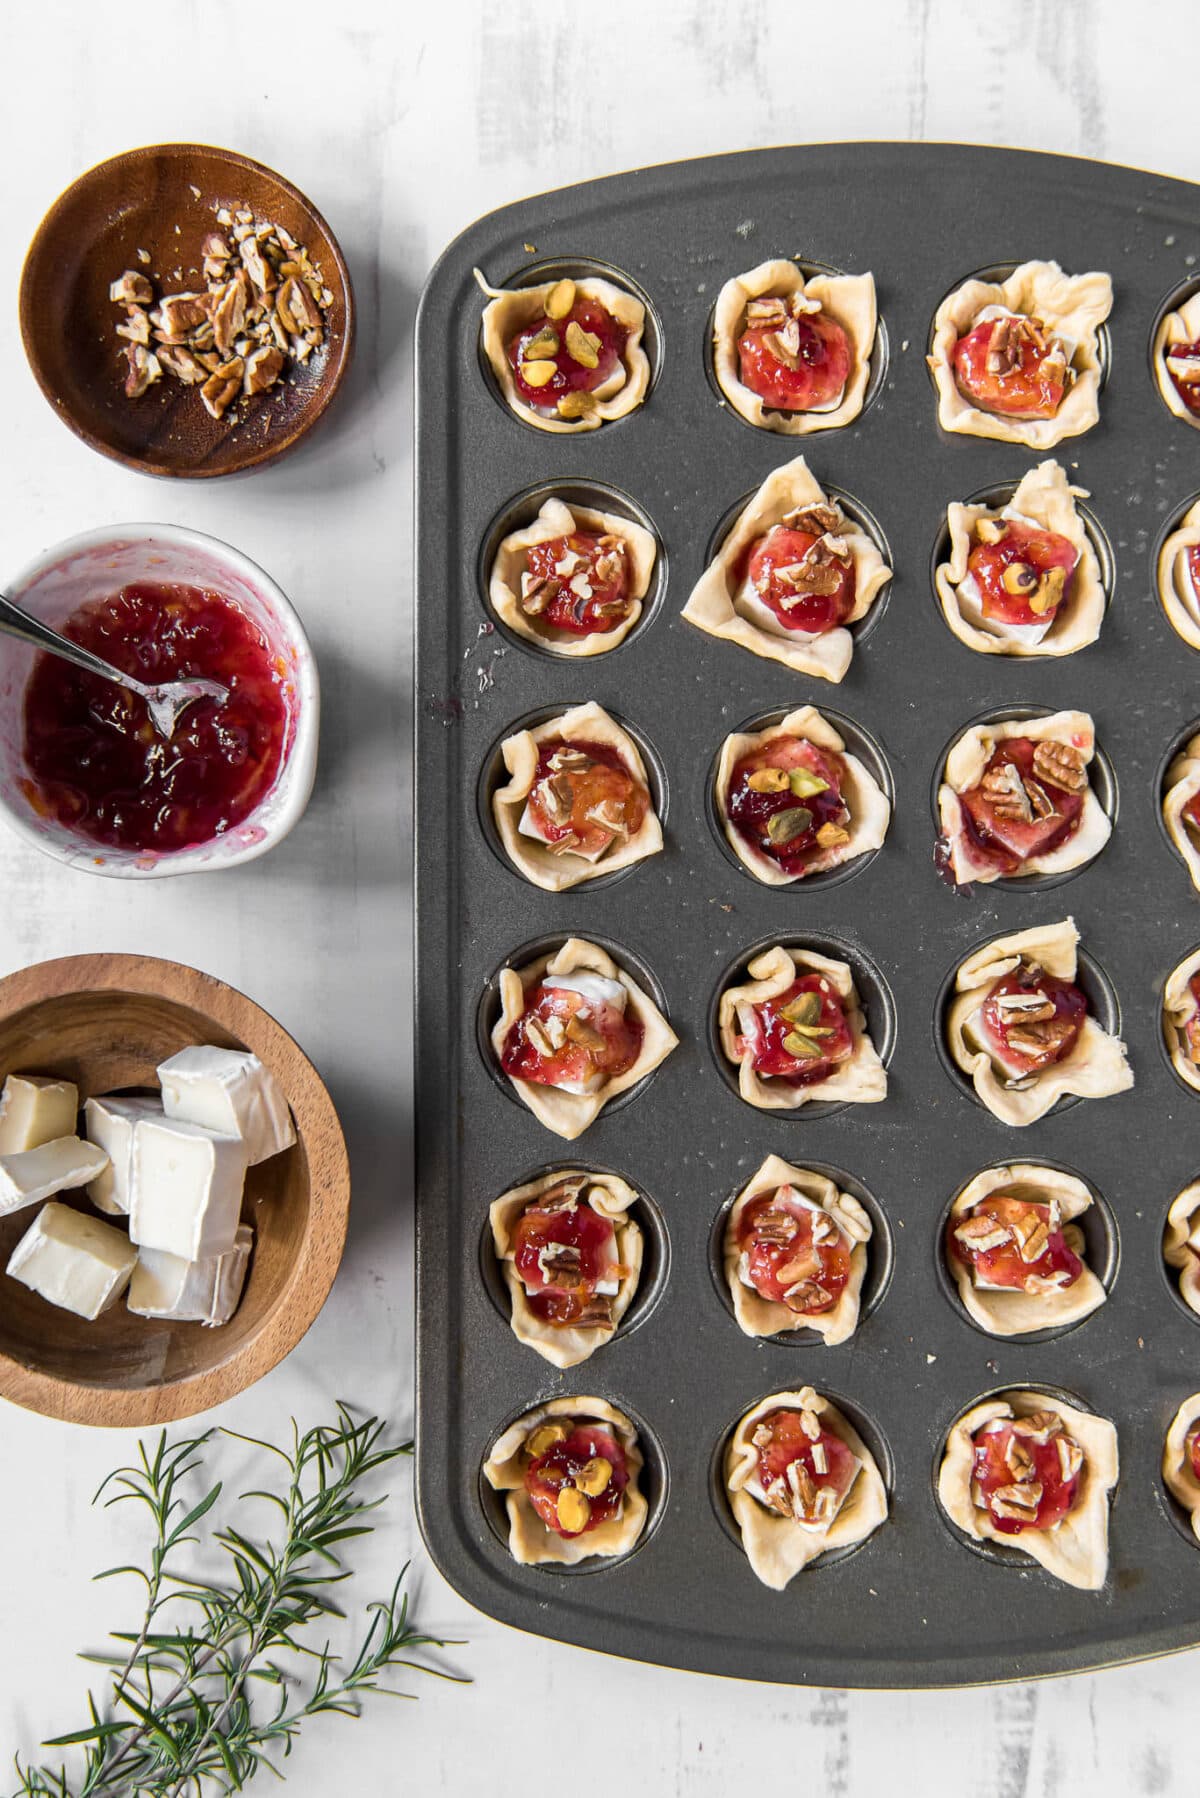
[[788, 768, 829, 798], [780, 990, 822, 1028], [782, 1031, 823, 1060], [765, 805, 812, 846]]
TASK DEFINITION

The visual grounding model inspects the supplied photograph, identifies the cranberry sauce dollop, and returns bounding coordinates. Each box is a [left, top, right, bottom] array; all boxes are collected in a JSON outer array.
[[1165, 340, 1200, 416], [949, 1193, 1083, 1293], [742, 521, 856, 635], [971, 1413, 1082, 1535], [751, 1407, 859, 1524], [501, 980, 643, 1090], [523, 1422, 628, 1537], [510, 1186, 624, 1329], [979, 965, 1087, 1076], [737, 1187, 852, 1314], [725, 735, 850, 875], [956, 736, 1086, 876], [736, 973, 854, 1086], [22, 582, 290, 854], [522, 531, 632, 636], [967, 517, 1077, 628], [524, 738, 649, 859], [737, 296, 851, 413], [508, 290, 627, 414], [953, 312, 1069, 419]]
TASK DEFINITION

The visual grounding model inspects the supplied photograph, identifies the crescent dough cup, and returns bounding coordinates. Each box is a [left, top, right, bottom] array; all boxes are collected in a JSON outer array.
[[938, 1391, 1118, 1590], [477, 271, 650, 435], [928, 259, 1112, 448], [489, 1169, 643, 1369], [491, 937, 678, 1141], [1163, 1393, 1200, 1543], [712, 259, 876, 435], [716, 705, 890, 886], [681, 456, 891, 683], [945, 917, 1133, 1127], [493, 701, 663, 891], [1162, 947, 1200, 1095], [489, 497, 658, 658], [1163, 733, 1200, 891], [723, 1153, 872, 1344], [483, 1395, 647, 1565], [725, 1385, 888, 1589], [1156, 498, 1200, 652], [935, 460, 1105, 659], [946, 1163, 1106, 1337], [938, 709, 1111, 885], [1152, 291, 1200, 430], [719, 945, 887, 1112], [1164, 1181, 1200, 1317]]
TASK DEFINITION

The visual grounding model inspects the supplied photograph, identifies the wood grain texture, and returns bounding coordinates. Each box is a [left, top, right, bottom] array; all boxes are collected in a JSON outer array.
[[0, 955, 349, 1426], [19, 144, 354, 479]]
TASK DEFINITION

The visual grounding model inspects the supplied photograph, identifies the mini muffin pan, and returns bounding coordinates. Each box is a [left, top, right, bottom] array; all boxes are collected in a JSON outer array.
[[415, 144, 1200, 1686]]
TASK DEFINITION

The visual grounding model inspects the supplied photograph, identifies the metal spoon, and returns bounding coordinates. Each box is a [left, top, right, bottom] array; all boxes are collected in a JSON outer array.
[[0, 591, 228, 740]]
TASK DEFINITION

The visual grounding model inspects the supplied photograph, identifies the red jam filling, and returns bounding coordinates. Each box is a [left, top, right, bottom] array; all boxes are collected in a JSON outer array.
[[21, 582, 289, 854], [967, 518, 1077, 628], [953, 312, 1069, 419], [1187, 545, 1200, 607], [1185, 972, 1200, 1063], [524, 1423, 628, 1537], [524, 738, 649, 859], [743, 522, 856, 635], [725, 736, 850, 875], [1184, 787, 1200, 837], [979, 965, 1087, 1076], [957, 736, 1086, 876], [1189, 1425, 1200, 1484], [735, 973, 853, 1087], [522, 531, 632, 636], [950, 1193, 1082, 1293], [737, 299, 851, 413], [508, 296, 627, 413], [972, 1414, 1081, 1535], [500, 980, 643, 1090], [752, 1407, 859, 1524], [510, 1187, 625, 1329], [1165, 340, 1200, 416], [737, 1187, 852, 1314]]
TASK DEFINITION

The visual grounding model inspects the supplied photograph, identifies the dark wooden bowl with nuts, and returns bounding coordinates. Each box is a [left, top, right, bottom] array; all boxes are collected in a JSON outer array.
[[19, 143, 355, 478]]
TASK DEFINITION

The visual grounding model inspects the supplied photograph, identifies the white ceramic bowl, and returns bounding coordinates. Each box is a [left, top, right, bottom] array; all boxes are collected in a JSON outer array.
[[0, 524, 318, 877]]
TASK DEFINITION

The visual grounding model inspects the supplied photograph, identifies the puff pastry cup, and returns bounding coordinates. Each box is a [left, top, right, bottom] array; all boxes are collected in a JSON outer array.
[[492, 936, 677, 1141], [1162, 1393, 1200, 1542], [712, 259, 877, 435], [725, 1385, 888, 1590], [1162, 947, 1200, 1094], [937, 709, 1111, 886], [476, 270, 650, 433], [934, 460, 1104, 659], [1152, 291, 1200, 428], [681, 456, 891, 683], [715, 704, 889, 887], [488, 497, 658, 657], [723, 1154, 872, 1345], [483, 1396, 647, 1566], [489, 1168, 643, 1369], [945, 1163, 1106, 1338], [945, 918, 1132, 1127], [718, 944, 887, 1113], [1162, 733, 1200, 890], [927, 259, 1112, 448], [1164, 1181, 1200, 1316], [1156, 499, 1200, 652], [492, 702, 663, 892], [937, 1390, 1118, 1590]]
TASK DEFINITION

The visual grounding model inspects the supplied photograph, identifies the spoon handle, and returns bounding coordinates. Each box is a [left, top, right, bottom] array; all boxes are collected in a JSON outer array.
[[0, 591, 148, 697]]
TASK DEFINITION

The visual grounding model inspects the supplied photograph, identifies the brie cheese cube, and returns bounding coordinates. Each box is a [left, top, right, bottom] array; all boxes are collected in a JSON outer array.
[[542, 973, 627, 1011], [128, 1224, 253, 1327], [517, 800, 609, 862], [0, 1075, 79, 1155], [129, 1115, 248, 1260], [84, 1095, 163, 1216], [962, 1006, 1030, 1079], [7, 1201, 137, 1320], [157, 1046, 295, 1166], [0, 1136, 110, 1218]]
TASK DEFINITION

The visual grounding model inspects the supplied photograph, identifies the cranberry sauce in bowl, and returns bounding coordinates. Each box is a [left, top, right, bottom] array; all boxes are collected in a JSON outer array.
[[0, 525, 317, 876]]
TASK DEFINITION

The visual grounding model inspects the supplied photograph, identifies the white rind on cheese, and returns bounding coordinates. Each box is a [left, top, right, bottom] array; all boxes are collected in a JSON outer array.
[[129, 1115, 249, 1260], [128, 1224, 254, 1327], [7, 1200, 137, 1320], [85, 1095, 163, 1216], [541, 973, 627, 1011], [0, 1136, 110, 1218], [157, 1046, 295, 1167], [0, 1075, 79, 1155]]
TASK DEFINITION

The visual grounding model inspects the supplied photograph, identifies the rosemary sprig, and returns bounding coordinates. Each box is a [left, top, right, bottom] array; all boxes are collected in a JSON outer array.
[[11, 1404, 465, 1797]]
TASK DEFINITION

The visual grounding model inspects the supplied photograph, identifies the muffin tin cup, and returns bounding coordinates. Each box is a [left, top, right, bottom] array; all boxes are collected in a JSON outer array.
[[417, 143, 1200, 1688]]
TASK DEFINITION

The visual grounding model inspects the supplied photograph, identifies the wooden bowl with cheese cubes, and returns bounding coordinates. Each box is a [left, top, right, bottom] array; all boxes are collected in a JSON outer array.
[[0, 953, 350, 1425]]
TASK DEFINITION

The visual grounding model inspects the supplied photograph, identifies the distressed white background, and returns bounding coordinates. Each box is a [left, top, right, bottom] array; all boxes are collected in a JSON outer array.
[[0, 3, 1194, 1793]]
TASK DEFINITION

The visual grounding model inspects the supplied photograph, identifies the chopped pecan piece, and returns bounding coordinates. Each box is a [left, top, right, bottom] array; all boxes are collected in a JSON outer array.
[[783, 1277, 830, 1311], [109, 269, 153, 306], [123, 343, 162, 398], [751, 1208, 796, 1246], [783, 502, 843, 537], [157, 344, 209, 386], [276, 274, 321, 336], [532, 1176, 586, 1213], [211, 279, 247, 356], [115, 305, 151, 346], [1010, 1410, 1061, 1441], [570, 1295, 616, 1330], [954, 1215, 1012, 1252], [239, 234, 277, 295], [243, 345, 285, 394], [199, 358, 244, 420], [1004, 1016, 1076, 1058], [565, 1014, 605, 1052], [1032, 740, 1087, 793], [153, 292, 212, 340], [980, 761, 1033, 822]]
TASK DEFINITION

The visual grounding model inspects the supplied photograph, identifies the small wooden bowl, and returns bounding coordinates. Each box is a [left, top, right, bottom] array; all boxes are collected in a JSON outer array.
[[19, 144, 355, 479], [0, 954, 350, 1426]]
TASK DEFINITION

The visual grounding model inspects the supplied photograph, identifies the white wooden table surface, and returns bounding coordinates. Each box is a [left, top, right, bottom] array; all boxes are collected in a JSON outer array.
[[1, 4, 1194, 1792]]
